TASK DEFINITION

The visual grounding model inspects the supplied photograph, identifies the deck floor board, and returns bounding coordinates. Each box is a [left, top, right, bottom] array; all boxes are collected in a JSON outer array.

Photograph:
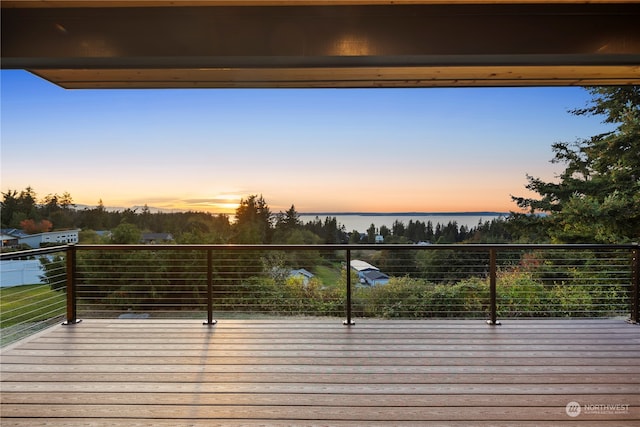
[[2, 318, 639, 426]]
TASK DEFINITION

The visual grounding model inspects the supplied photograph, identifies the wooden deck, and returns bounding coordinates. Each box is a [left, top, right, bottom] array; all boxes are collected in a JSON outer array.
[[1, 318, 639, 426]]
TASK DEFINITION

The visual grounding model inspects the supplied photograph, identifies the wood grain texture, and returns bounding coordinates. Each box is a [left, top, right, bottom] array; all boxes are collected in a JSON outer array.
[[2, 319, 639, 426]]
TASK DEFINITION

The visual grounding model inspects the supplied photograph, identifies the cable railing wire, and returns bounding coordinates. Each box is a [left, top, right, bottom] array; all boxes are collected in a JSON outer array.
[[0, 247, 68, 346], [65, 244, 638, 322], [2, 243, 638, 342]]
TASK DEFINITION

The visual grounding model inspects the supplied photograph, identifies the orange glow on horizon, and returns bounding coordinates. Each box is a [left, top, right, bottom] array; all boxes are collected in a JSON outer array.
[[66, 186, 533, 216]]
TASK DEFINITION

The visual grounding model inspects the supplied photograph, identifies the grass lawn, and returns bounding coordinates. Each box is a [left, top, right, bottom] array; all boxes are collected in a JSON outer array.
[[1, 284, 66, 328], [313, 264, 342, 287]]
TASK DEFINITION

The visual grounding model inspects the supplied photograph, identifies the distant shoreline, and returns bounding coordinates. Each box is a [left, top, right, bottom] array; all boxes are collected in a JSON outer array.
[[300, 212, 509, 217]]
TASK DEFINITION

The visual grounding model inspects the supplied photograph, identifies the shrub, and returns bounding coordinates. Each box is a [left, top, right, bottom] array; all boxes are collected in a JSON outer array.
[[546, 284, 593, 317], [497, 271, 545, 317]]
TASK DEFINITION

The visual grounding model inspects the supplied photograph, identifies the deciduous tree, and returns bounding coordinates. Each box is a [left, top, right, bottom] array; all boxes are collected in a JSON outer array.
[[20, 218, 53, 234], [111, 221, 142, 244]]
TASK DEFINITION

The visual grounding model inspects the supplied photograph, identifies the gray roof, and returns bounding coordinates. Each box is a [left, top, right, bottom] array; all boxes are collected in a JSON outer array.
[[0, 229, 29, 238], [362, 270, 389, 281]]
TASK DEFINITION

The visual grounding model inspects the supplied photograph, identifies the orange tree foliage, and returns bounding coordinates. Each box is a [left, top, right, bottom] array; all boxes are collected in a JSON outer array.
[[20, 219, 53, 234]]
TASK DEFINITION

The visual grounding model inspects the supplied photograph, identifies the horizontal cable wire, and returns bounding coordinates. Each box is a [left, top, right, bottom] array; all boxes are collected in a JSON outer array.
[[67, 246, 635, 320], [1, 243, 635, 345], [0, 251, 67, 346]]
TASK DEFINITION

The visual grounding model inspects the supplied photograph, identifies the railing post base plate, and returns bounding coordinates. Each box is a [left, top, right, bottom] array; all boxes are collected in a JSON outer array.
[[626, 318, 638, 325], [486, 320, 501, 326], [62, 319, 82, 326], [343, 320, 355, 326], [203, 320, 218, 326]]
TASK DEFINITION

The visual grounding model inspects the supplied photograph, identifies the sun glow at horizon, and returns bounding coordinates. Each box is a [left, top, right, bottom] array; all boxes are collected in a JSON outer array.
[[2, 71, 608, 219]]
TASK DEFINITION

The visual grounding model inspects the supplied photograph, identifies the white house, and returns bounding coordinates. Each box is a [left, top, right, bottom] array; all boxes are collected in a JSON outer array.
[[350, 259, 389, 286], [1, 233, 19, 248], [350, 259, 379, 273], [0, 229, 80, 248]]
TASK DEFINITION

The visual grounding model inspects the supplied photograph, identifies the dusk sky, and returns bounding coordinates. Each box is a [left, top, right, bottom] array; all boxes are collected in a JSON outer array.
[[1, 70, 614, 215]]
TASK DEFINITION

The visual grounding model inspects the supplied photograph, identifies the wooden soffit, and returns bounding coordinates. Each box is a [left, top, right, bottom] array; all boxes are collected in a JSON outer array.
[[2, 1, 639, 88]]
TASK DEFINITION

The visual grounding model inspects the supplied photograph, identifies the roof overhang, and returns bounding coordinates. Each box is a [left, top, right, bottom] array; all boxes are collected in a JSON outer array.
[[2, 1, 639, 88]]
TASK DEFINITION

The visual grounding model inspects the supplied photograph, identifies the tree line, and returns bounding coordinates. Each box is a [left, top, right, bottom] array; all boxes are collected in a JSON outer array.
[[1, 190, 506, 246], [3, 86, 639, 246], [7, 86, 637, 321]]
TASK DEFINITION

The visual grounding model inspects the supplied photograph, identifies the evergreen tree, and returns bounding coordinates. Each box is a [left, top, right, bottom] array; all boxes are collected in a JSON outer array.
[[234, 194, 273, 243], [79, 199, 108, 230], [1, 189, 20, 228], [379, 225, 391, 240], [406, 220, 427, 242], [425, 221, 434, 242], [349, 230, 362, 244], [512, 87, 640, 243], [275, 205, 301, 231], [391, 220, 405, 237], [366, 223, 377, 243], [2, 187, 42, 228], [303, 216, 323, 238], [274, 204, 304, 243], [317, 216, 344, 244]]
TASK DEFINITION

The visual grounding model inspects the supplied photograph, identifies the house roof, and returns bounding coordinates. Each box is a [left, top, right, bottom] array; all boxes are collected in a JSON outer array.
[[290, 268, 315, 279], [0, 229, 28, 238], [350, 260, 379, 272], [362, 270, 389, 281]]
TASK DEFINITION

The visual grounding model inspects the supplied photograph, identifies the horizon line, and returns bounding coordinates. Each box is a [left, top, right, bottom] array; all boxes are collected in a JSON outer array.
[[299, 211, 510, 216], [72, 203, 513, 216]]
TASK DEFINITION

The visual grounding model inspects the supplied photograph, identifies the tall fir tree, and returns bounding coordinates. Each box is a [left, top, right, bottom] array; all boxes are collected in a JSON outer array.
[[512, 87, 640, 243]]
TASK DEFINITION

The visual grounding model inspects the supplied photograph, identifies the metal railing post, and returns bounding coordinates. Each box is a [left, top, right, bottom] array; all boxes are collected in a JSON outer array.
[[629, 245, 639, 324], [344, 248, 355, 326], [204, 248, 217, 326], [63, 244, 81, 325], [40, 242, 637, 324], [486, 247, 501, 326]]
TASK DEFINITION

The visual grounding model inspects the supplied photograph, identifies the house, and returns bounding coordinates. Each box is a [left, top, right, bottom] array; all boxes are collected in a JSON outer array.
[[350, 259, 379, 273], [0, 229, 80, 249], [1, 232, 19, 248], [350, 259, 389, 286], [289, 268, 315, 285], [361, 269, 390, 286], [0, 229, 28, 248], [95, 230, 112, 239]]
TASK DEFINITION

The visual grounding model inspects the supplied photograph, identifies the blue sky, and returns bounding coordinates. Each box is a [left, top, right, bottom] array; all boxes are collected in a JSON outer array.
[[1, 70, 613, 214]]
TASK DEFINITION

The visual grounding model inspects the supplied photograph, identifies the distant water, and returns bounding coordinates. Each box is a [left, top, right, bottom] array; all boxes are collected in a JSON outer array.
[[299, 213, 508, 233]]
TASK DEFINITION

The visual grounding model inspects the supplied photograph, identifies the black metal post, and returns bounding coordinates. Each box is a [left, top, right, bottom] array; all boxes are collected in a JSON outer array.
[[629, 245, 639, 324], [204, 249, 217, 326], [486, 247, 500, 326], [63, 244, 81, 325], [344, 249, 355, 326]]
